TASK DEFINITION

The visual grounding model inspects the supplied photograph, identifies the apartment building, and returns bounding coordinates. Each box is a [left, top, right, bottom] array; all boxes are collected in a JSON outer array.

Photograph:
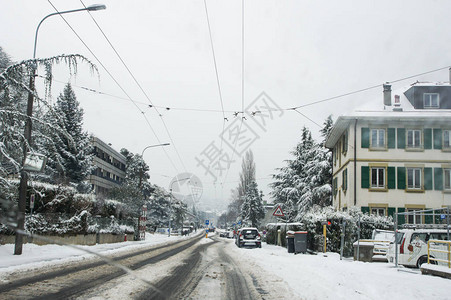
[[88, 136, 126, 195], [325, 76, 451, 224]]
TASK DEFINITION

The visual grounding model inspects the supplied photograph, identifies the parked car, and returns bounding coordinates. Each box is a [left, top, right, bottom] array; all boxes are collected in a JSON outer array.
[[155, 228, 169, 234], [386, 228, 449, 268], [371, 229, 395, 260], [235, 227, 262, 248]]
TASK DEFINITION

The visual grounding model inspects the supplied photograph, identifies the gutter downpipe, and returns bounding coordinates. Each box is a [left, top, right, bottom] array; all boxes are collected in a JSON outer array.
[[354, 119, 357, 206]]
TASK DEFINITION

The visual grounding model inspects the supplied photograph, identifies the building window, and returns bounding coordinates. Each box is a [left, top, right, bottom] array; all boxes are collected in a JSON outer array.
[[423, 93, 439, 108], [445, 168, 451, 190], [333, 177, 338, 198], [371, 207, 386, 216], [371, 167, 385, 188], [407, 208, 423, 224], [341, 132, 348, 154], [407, 167, 422, 190], [370, 128, 385, 148], [342, 169, 347, 192], [407, 129, 422, 149], [444, 130, 451, 149]]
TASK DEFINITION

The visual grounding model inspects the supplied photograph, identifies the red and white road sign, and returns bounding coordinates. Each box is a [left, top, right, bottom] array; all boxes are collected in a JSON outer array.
[[273, 205, 284, 217]]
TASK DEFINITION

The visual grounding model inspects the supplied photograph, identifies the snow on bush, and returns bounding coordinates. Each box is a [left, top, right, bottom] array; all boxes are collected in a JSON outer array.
[[266, 206, 393, 256]]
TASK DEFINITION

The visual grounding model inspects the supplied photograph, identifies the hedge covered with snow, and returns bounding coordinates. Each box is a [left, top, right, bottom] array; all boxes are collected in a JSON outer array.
[[1, 180, 136, 235], [266, 206, 393, 256]]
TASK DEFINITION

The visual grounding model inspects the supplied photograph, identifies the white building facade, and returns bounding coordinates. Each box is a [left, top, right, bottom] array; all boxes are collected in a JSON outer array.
[[325, 81, 451, 225]]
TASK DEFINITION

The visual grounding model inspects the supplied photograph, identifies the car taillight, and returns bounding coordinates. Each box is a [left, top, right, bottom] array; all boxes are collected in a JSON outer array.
[[400, 237, 406, 254], [257, 233, 261, 239]]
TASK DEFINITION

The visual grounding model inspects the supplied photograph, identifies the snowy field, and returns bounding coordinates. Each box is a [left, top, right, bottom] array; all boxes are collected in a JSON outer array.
[[1, 233, 451, 299]]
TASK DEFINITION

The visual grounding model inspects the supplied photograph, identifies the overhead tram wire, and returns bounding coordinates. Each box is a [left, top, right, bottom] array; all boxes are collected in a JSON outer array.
[[80, 0, 188, 174], [222, 0, 246, 187], [43, 63, 451, 118], [203, 0, 227, 183], [47, 0, 179, 173], [241, 0, 245, 115], [40, 60, 451, 122]]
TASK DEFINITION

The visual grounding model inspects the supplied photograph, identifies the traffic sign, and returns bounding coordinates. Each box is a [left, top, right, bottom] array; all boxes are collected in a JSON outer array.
[[205, 219, 209, 225], [273, 205, 284, 217], [441, 214, 446, 220]]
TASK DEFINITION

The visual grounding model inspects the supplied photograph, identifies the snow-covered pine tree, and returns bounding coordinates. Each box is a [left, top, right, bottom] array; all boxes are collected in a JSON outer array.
[[0, 53, 97, 199], [240, 181, 265, 228], [146, 185, 171, 230], [238, 150, 256, 199], [109, 148, 153, 215], [42, 83, 93, 188]]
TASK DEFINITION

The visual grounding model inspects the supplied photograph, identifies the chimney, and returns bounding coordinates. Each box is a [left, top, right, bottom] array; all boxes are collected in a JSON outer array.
[[383, 83, 392, 106], [393, 95, 402, 111]]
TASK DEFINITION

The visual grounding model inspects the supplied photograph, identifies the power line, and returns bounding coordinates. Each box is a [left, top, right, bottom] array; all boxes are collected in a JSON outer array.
[[43, 64, 451, 118], [203, 0, 226, 122], [292, 65, 451, 110], [203, 0, 228, 184], [47, 0, 180, 173], [241, 0, 245, 115], [79, 0, 187, 173]]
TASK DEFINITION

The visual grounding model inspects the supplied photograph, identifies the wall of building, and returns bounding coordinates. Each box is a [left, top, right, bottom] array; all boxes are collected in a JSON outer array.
[[89, 136, 127, 195], [332, 120, 451, 222]]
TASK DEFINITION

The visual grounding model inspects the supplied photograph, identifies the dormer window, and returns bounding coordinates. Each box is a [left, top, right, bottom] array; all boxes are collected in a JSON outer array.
[[423, 93, 439, 108]]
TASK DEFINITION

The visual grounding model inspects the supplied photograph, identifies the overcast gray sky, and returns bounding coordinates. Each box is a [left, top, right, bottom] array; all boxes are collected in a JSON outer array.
[[2, 0, 451, 212]]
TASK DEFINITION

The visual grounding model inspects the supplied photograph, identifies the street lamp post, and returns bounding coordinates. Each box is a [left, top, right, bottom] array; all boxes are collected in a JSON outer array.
[[14, 4, 106, 255], [139, 143, 170, 189]]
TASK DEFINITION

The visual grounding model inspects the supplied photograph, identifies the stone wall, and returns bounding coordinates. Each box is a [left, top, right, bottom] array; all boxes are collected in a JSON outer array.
[[0, 233, 126, 246]]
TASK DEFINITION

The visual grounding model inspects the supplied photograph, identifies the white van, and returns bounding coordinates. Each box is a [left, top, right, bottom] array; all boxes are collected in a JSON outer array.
[[386, 228, 450, 268]]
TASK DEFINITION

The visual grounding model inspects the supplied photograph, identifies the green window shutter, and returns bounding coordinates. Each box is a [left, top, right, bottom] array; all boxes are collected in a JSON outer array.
[[397, 207, 406, 225], [424, 128, 432, 149], [388, 207, 396, 219], [344, 133, 348, 153], [425, 208, 433, 224], [333, 177, 338, 197], [397, 128, 405, 149], [388, 128, 396, 149], [433, 129, 442, 149], [345, 169, 348, 190], [361, 128, 369, 148], [361, 166, 370, 188], [387, 167, 396, 189], [434, 168, 443, 190], [424, 168, 433, 190], [361, 206, 369, 215], [397, 167, 406, 189]]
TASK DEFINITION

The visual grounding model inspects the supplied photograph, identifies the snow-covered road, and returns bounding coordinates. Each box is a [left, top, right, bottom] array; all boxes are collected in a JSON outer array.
[[1, 232, 451, 299]]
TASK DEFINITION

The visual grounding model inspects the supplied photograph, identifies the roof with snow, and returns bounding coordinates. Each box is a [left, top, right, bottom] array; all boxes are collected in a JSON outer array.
[[325, 81, 451, 148]]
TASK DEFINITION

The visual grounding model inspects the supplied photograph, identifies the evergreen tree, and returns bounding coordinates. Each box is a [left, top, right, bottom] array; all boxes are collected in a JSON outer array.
[[146, 185, 171, 229], [240, 181, 265, 227], [43, 83, 93, 187], [270, 117, 334, 220], [238, 150, 256, 198], [110, 148, 153, 216]]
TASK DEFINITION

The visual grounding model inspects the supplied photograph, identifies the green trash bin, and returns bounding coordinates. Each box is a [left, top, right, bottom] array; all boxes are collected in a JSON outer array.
[[287, 236, 295, 253]]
